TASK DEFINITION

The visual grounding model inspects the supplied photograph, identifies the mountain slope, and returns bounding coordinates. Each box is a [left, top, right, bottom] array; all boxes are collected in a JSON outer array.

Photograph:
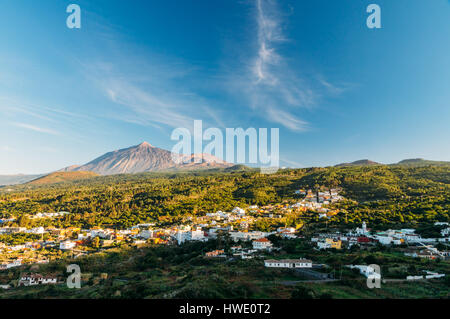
[[28, 171, 99, 185], [64, 142, 232, 175], [394, 158, 450, 167], [335, 159, 382, 167]]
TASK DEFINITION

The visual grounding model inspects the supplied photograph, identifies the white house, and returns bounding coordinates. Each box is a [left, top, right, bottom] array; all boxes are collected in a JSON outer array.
[[139, 230, 154, 239], [19, 274, 58, 286], [59, 241, 76, 250], [317, 241, 331, 249], [264, 259, 312, 268], [252, 238, 273, 250], [190, 228, 205, 241], [232, 207, 246, 216], [90, 229, 109, 239], [355, 222, 370, 236], [176, 231, 190, 244], [26, 227, 46, 234], [230, 231, 269, 242], [176, 228, 205, 245], [373, 235, 394, 245], [347, 265, 381, 279], [240, 221, 249, 229], [277, 227, 295, 233]]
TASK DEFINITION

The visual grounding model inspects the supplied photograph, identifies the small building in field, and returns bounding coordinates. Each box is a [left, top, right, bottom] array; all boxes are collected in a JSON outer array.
[[205, 249, 225, 257], [18, 273, 58, 286], [264, 259, 312, 269]]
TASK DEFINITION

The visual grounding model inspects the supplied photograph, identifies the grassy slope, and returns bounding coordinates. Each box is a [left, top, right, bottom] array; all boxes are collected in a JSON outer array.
[[27, 171, 99, 185]]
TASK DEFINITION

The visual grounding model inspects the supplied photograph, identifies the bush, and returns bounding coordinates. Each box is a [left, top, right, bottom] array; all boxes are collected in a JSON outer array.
[[291, 286, 316, 299]]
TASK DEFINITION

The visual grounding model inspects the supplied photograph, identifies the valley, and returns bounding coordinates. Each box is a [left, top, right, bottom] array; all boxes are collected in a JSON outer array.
[[0, 163, 448, 298]]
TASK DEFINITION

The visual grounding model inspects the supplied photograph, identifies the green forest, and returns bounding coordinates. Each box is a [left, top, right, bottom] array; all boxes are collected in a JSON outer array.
[[0, 164, 448, 230]]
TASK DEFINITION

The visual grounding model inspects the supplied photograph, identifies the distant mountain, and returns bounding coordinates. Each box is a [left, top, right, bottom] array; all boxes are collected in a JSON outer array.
[[61, 142, 233, 175], [28, 171, 99, 185], [333, 158, 449, 168], [335, 159, 382, 167], [0, 174, 44, 186], [394, 158, 450, 167]]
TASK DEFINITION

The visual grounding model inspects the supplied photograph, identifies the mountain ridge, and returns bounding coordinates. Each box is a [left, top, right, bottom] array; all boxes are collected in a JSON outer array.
[[334, 158, 450, 168], [61, 142, 233, 175]]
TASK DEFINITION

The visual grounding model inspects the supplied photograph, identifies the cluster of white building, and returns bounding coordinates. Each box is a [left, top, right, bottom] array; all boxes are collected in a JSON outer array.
[[347, 265, 447, 281], [348, 222, 450, 245], [29, 211, 70, 219], [0, 226, 46, 235], [0, 259, 22, 270], [206, 207, 246, 220], [407, 271, 445, 281], [175, 227, 206, 245], [295, 189, 343, 204]]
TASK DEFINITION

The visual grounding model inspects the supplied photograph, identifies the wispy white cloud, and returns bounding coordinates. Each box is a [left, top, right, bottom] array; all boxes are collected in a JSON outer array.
[[13, 122, 60, 135], [74, 1, 348, 134], [80, 51, 225, 131], [253, 0, 285, 84], [224, 0, 315, 132], [0, 96, 94, 126], [316, 75, 354, 96], [0, 96, 97, 143], [221, 0, 352, 132], [103, 78, 196, 129], [266, 107, 308, 132]]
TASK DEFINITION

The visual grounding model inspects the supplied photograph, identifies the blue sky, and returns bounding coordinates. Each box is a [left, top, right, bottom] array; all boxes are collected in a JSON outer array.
[[0, 0, 449, 174]]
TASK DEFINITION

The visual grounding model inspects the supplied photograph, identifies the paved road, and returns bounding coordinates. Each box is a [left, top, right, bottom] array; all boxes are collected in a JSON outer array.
[[279, 279, 339, 285]]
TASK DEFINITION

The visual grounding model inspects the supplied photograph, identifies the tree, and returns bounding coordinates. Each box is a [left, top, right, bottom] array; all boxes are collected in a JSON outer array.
[[92, 237, 100, 249]]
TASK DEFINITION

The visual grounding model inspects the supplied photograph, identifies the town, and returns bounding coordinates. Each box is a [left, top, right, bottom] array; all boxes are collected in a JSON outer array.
[[1, 188, 448, 290]]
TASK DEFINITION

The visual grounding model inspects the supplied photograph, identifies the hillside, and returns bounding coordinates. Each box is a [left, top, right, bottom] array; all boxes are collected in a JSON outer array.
[[0, 165, 449, 300], [28, 171, 99, 185], [1, 164, 447, 229], [335, 159, 382, 167], [0, 238, 448, 299]]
